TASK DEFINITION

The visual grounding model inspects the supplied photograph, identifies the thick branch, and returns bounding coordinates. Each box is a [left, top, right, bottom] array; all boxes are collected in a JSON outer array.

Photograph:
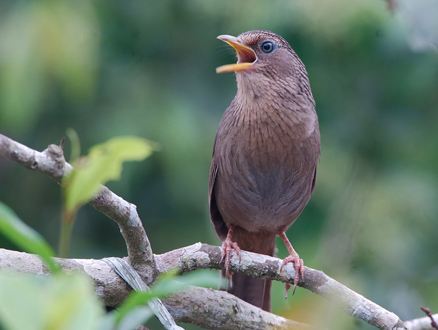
[[157, 243, 405, 329], [0, 248, 305, 330], [0, 134, 154, 280], [164, 287, 307, 330]]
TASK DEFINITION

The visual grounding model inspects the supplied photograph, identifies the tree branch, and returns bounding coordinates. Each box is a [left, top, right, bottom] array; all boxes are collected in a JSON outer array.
[[0, 133, 154, 280], [0, 248, 306, 330], [156, 243, 405, 329], [163, 287, 307, 330]]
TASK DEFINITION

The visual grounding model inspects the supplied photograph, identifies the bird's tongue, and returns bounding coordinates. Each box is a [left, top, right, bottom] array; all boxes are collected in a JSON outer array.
[[216, 62, 253, 74]]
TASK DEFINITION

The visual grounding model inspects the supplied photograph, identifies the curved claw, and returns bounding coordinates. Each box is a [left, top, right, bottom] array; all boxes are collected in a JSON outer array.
[[281, 255, 304, 297], [278, 231, 304, 298], [221, 239, 241, 278]]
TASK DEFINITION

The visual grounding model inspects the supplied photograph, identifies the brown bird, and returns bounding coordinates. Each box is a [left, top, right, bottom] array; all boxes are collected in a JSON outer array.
[[209, 30, 320, 311]]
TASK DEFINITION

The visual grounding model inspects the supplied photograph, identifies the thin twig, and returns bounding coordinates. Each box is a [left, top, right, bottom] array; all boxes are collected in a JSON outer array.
[[405, 310, 438, 330], [420, 307, 438, 330], [386, 0, 397, 12]]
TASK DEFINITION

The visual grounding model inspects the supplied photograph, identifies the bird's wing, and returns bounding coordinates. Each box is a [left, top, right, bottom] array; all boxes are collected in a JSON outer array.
[[310, 166, 317, 193], [310, 130, 320, 194], [208, 146, 228, 240]]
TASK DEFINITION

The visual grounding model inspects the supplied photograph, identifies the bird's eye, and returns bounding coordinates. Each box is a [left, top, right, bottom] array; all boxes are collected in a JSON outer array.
[[260, 41, 276, 53]]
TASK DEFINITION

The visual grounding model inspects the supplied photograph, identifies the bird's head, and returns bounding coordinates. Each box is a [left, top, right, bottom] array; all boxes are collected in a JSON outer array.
[[216, 30, 311, 100]]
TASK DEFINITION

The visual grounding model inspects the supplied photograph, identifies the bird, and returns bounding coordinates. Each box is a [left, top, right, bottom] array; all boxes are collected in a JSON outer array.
[[209, 30, 320, 311]]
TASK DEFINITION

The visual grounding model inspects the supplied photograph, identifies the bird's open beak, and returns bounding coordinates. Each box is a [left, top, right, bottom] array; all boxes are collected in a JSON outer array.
[[216, 35, 257, 74]]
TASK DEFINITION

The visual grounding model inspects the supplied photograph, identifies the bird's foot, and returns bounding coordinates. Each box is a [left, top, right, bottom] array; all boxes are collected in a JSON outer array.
[[280, 255, 304, 297], [221, 236, 241, 278], [278, 231, 304, 297]]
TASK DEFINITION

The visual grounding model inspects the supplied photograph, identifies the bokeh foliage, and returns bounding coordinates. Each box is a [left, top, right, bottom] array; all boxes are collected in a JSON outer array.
[[1, 0, 437, 328]]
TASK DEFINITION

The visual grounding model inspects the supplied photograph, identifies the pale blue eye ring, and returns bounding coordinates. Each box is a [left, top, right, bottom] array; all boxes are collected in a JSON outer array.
[[261, 41, 275, 53]]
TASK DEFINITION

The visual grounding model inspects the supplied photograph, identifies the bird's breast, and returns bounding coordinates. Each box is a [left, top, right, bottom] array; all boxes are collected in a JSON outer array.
[[214, 105, 319, 233]]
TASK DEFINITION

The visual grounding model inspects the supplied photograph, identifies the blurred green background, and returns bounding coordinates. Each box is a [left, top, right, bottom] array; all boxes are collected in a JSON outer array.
[[1, 0, 437, 328]]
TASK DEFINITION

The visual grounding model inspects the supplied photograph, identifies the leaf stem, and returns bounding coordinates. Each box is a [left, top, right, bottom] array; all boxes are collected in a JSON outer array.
[[58, 209, 75, 258]]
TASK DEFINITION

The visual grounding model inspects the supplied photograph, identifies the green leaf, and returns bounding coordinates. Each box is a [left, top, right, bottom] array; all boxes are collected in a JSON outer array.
[[98, 308, 153, 330], [0, 271, 103, 330], [152, 269, 224, 296], [66, 128, 81, 163], [118, 308, 153, 330], [0, 202, 60, 273], [63, 136, 156, 213], [116, 292, 154, 321], [116, 270, 222, 321]]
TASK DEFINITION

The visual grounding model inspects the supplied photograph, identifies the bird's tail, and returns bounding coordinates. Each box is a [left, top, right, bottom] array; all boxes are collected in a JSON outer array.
[[226, 227, 276, 311]]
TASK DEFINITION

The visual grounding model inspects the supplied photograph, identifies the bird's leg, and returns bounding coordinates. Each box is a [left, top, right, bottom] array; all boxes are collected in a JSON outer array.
[[278, 231, 304, 297], [221, 225, 241, 278]]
